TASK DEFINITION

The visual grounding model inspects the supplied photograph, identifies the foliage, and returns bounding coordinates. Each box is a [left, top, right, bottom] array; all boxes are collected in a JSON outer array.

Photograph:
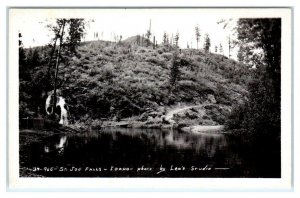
[[19, 37, 249, 123], [169, 51, 180, 91], [195, 25, 201, 50], [219, 43, 224, 55], [48, 18, 86, 55], [19, 33, 26, 66], [162, 31, 168, 45], [65, 19, 85, 54], [26, 48, 41, 68], [174, 32, 179, 47], [203, 34, 211, 53], [214, 45, 218, 53], [226, 18, 281, 136]]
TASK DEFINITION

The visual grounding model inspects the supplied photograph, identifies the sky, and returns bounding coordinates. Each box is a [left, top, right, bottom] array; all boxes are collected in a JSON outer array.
[[17, 9, 238, 59]]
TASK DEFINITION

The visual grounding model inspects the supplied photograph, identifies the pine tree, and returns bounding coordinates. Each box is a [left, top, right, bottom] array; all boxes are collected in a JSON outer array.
[[145, 19, 152, 47], [215, 45, 218, 53], [195, 25, 201, 50], [203, 34, 211, 53], [174, 32, 179, 47], [227, 35, 232, 58], [169, 51, 180, 91], [219, 43, 224, 55], [162, 32, 168, 45]]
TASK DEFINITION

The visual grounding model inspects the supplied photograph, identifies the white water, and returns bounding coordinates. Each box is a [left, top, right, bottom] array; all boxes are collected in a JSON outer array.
[[56, 136, 67, 148], [44, 136, 67, 153], [45, 95, 52, 115], [57, 97, 69, 125], [45, 93, 69, 126]]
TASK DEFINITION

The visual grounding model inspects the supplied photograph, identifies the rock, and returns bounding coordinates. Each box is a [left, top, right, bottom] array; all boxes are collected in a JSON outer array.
[[185, 110, 199, 119], [138, 112, 149, 121], [207, 94, 216, 103]]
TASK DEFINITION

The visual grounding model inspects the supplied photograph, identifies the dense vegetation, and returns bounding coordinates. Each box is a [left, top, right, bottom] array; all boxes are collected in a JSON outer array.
[[226, 18, 281, 137], [19, 35, 250, 128], [224, 19, 281, 177]]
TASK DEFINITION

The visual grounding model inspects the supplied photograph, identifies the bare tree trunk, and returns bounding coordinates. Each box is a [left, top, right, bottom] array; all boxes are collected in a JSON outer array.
[[228, 35, 231, 58], [47, 25, 63, 78], [52, 19, 66, 117]]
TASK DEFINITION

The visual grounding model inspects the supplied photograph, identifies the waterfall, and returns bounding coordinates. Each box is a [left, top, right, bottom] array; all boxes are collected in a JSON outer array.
[[45, 92, 69, 126], [57, 96, 69, 125], [45, 95, 52, 115]]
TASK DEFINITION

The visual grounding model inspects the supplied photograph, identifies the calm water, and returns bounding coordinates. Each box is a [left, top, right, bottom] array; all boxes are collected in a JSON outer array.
[[21, 128, 280, 177]]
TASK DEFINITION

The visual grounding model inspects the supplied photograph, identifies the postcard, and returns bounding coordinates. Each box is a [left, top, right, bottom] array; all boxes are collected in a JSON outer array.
[[8, 7, 292, 191]]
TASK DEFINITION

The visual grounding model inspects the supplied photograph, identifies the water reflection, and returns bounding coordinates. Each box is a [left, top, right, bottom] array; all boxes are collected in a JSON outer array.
[[164, 130, 227, 157], [26, 128, 240, 177], [100, 128, 227, 158], [44, 135, 67, 155], [42, 128, 228, 162], [21, 126, 281, 177]]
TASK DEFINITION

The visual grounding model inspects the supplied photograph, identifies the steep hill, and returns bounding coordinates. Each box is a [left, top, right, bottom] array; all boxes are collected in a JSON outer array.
[[121, 35, 152, 47], [19, 39, 250, 129]]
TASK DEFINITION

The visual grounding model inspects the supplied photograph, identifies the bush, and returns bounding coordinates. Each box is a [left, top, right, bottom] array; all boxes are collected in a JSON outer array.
[[225, 104, 246, 130], [156, 49, 163, 54], [161, 52, 173, 61], [145, 56, 165, 67], [214, 84, 231, 105]]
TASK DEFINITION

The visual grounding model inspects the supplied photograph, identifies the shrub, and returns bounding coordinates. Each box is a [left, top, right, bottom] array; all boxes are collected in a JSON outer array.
[[161, 52, 173, 61], [156, 49, 163, 54], [145, 56, 165, 67], [225, 104, 246, 130]]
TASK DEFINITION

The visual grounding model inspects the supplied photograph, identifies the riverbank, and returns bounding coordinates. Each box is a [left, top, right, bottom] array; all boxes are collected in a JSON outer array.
[[19, 103, 232, 137], [180, 125, 226, 134], [91, 103, 231, 134]]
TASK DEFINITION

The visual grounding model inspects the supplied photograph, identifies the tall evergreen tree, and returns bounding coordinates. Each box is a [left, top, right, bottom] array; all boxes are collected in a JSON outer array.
[[219, 43, 224, 55], [174, 32, 179, 47], [145, 19, 152, 47], [169, 51, 180, 91], [162, 31, 168, 45], [203, 34, 211, 52], [195, 25, 201, 50]]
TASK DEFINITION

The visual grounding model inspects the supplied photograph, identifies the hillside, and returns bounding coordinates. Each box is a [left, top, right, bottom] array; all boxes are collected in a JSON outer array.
[[19, 39, 250, 129], [121, 35, 152, 47]]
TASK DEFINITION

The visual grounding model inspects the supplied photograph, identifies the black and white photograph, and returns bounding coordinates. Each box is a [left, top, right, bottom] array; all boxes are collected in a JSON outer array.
[[7, 7, 292, 189]]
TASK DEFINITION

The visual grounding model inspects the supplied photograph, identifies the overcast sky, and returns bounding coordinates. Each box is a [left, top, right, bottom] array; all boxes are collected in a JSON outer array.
[[16, 9, 238, 58]]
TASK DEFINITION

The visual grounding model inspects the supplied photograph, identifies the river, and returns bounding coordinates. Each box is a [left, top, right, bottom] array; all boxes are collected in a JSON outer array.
[[20, 128, 281, 177]]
